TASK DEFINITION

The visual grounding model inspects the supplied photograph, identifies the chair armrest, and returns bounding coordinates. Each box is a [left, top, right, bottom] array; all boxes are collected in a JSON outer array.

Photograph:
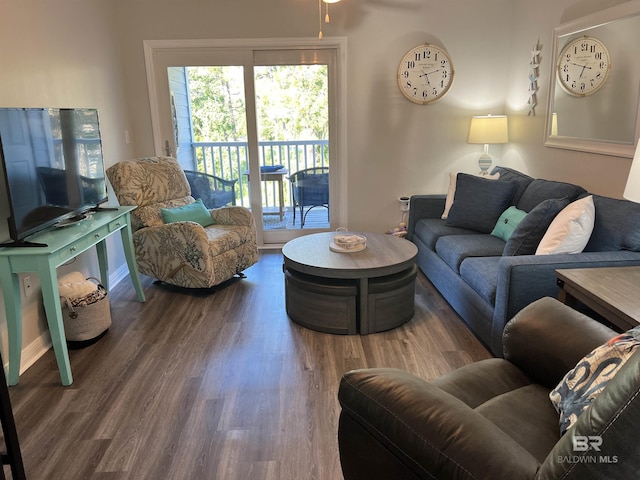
[[210, 206, 256, 227], [406, 195, 446, 241], [503, 297, 616, 389], [490, 250, 640, 355], [338, 368, 540, 480], [213, 176, 238, 187]]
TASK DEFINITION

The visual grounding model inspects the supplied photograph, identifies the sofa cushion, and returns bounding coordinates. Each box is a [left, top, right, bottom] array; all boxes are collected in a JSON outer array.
[[491, 206, 527, 242], [446, 173, 519, 233], [536, 196, 595, 255], [413, 218, 480, 250], [549, 328, 640, 434], [433, 358, 560, 464], [442, 171, 500, 219], [476, 384, 560, 463], [436, 234, 505, 273], [205, 224, 258, 255], [460, 256, 501, 304], [584, 195, 640, 252], [503, 197, 571, 256], [490, 166, 534, 206], [516, 179, 586, 213]]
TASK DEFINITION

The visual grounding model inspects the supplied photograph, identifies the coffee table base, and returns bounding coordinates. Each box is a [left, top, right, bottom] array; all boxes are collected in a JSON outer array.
[[284, 264, 417, 335]]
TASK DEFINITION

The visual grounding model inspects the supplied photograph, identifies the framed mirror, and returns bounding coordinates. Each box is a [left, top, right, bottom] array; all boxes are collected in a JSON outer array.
[[545, 0, 640, 158]]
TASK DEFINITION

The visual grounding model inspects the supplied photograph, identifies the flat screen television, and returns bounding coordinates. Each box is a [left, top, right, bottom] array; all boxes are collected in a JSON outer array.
[[0, 107, 109, 247]]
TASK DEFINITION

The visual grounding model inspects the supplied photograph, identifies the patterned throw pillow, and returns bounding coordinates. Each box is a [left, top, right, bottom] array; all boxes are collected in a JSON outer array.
[[549, 327, 640, 434]]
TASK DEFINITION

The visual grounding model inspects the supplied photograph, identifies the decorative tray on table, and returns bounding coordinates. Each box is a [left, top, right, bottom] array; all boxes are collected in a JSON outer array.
[[329, 231, 367, 253]]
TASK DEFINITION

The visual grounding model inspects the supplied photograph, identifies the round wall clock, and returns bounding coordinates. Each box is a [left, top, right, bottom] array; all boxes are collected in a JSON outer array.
[[397, 43, 454, 104], [556, 36, 611, 97]]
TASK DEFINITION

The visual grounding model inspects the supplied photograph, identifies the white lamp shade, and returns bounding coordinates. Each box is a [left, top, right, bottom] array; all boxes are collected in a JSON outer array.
[[323, 0, 341, 3], [468, 115, 509, 144], [624, 143, 640, 203]]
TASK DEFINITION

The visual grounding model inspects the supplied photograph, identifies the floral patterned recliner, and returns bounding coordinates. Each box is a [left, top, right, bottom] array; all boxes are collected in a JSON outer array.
[[106, 156, 259, 288]]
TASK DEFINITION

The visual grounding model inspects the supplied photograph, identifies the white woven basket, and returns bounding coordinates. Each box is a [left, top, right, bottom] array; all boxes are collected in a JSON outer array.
[[60, 279, 111, 342]]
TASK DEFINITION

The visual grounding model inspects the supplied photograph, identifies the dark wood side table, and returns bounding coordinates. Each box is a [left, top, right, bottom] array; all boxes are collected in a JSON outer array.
[[556, 266, 640, 331]]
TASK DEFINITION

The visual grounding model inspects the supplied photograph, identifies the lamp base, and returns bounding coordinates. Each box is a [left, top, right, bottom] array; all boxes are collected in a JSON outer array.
[[477, 153, 493, 175]]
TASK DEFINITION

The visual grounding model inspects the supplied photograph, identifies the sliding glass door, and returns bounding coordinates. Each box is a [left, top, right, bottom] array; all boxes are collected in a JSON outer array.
[[144, 39, 345, 246]]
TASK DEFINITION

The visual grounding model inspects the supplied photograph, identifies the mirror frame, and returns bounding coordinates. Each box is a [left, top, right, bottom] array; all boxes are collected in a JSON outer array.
[[544, 0, 640, 158]]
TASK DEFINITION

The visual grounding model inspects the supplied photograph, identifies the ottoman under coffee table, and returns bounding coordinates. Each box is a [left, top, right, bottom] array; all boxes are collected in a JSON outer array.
[[282, 232, 418, 334]]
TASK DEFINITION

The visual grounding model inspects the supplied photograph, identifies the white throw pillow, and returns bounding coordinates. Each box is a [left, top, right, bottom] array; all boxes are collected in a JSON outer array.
[[441, 171, 500, 219], [535, 195, 595, 255]]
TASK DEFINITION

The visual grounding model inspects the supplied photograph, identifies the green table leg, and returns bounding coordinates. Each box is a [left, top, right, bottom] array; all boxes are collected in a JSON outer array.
[[39, 265, 72, 386], [96, 239, 110, 291], [0, 259, 23, 386], [120, 218, 146, 302]]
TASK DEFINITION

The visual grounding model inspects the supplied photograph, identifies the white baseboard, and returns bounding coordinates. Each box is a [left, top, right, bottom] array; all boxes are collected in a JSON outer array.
[[109, 263, 131, 288], [19, 332, 52, 375]]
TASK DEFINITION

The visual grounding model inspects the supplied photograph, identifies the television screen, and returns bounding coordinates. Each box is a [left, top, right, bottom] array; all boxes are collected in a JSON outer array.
[[0, 108, 108, 245]]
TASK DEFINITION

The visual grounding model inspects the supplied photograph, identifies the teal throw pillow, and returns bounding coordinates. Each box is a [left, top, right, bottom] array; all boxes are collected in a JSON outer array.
[[490, 206, 527, 242], [161, 199, 215, 227]]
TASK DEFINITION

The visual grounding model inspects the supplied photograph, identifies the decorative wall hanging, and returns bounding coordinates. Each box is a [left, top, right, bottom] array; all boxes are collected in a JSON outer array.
[[528, 40, 542, 116]]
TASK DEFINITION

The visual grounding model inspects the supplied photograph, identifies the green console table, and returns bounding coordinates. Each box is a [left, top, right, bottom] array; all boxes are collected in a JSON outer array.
[[0, 206, 146, 386]]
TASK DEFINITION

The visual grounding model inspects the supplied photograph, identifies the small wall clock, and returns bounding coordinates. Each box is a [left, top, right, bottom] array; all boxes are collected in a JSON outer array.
[[556, 36, 611, 97], [397, 43, 454, 104]]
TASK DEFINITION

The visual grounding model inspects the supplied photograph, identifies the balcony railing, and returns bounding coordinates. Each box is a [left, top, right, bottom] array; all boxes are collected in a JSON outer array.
[[191, 140, 329, 210]]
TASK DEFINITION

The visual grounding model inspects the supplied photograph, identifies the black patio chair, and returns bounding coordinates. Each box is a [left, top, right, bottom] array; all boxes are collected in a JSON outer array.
[[288, 167, 329, 228], [184, 170, 238, 209], [36, 166, 106, 206]]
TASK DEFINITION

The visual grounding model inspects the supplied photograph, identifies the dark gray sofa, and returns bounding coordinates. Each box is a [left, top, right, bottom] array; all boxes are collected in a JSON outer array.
[[407, 166, 640, 356]]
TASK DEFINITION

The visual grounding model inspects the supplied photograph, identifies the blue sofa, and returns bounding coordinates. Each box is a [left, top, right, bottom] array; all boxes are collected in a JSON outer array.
[[407, 166, 640, 356]]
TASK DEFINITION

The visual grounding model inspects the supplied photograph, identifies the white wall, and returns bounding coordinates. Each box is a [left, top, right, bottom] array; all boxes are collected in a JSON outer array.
[[0, 0, 135, 371], [0, 0, 636, 373], [114, 0, 637, 233], [113, 0, 516, 232]]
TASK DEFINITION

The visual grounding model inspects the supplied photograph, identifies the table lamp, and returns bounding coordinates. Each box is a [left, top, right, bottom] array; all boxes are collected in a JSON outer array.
[[624, 142, 640, 202], [468, 115, 509, 175]]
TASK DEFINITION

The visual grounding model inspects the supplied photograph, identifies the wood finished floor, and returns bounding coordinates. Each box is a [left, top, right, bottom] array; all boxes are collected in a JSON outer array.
[[7, 251, 491, 480]]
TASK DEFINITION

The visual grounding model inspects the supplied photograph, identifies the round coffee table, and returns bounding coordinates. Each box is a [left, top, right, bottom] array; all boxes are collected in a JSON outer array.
[[282, 232, 418, 334]]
